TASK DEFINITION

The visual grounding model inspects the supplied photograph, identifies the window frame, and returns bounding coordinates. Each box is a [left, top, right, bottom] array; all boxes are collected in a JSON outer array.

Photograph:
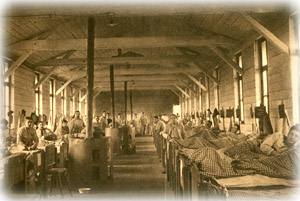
[[235, 52, 245, 123], [49, 79, 55, 122], [34, 73, 42, 115], [257, 38, 270, 114]]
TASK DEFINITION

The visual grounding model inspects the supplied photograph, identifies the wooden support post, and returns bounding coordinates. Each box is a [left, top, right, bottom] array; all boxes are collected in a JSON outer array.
[[184, 73, 207, 91], [170, 89, 180, 98], [110, 64, 116, 128], [241, 13, 289, 54], [209, 46, 243, 74], [191, 62, 218, 84], [93, 87, 102, 98], [130, 90, 133, 121], [34, 66, 59, 89], [175, 85, 190, 98], [4, 50, 33, 79], [289, 13, 300, 123], [55, 79, 73, 96], [86, 17, 95, 138], [34, 51, 75, 89], [80, 93, 87, 102], [124, 81, 128, 125]]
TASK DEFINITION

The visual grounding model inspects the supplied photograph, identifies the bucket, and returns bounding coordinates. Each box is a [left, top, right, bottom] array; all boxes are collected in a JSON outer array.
[[105, 128, 120, 154]]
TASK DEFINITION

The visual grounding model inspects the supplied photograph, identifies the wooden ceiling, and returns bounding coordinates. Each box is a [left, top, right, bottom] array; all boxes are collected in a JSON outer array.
[[3, 4, 291, 92]]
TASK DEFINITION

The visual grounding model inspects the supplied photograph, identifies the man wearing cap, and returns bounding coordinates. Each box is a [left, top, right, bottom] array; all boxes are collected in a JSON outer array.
[[17, 117, 39, 150], [166, 114, 185, 139]]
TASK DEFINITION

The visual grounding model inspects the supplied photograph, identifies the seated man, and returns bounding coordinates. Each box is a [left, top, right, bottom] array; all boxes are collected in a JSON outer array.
[[17, 118, 39, 150], [36, 121, 57, 141], [55, 119, 70, 141]]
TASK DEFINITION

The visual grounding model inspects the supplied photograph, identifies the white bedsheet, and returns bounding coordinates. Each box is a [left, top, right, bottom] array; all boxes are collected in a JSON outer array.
[[217, 174, 299, 188]]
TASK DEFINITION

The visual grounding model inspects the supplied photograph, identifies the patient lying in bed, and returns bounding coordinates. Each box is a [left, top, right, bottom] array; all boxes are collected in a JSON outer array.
[[172, 123, 249, 150], [180, 124, 300, 179]]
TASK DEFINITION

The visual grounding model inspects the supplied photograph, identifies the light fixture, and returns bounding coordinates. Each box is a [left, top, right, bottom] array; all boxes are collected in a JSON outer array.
[[108, 12, 118, 27]]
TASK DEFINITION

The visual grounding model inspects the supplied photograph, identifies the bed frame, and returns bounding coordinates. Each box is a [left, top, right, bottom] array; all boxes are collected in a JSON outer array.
[[161, 138, 298, 200]]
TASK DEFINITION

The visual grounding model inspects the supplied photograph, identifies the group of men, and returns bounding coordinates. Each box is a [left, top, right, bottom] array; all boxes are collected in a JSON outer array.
[[6, 110, 85, 151]]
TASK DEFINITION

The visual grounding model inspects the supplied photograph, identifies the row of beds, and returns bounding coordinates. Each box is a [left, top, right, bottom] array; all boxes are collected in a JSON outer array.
[[0, 140, 68, 195], [155, 129, 300, 200]]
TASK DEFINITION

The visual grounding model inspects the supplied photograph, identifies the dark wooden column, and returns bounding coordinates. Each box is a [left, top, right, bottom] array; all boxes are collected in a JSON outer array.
[[124, 81, 128, 125], [110, 64, 116, 128], [86, 17, 95, 138], [130, 89, 133, 120]]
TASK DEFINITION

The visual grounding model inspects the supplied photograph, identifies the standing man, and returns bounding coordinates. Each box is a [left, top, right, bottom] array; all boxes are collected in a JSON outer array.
[[99, 111, 107, 132], [69, 111, 85, 134], [140, 112, 147, 136], [17, 117, 39, 150], [153, 115, 165, 155], [166, 114, 185, 139]]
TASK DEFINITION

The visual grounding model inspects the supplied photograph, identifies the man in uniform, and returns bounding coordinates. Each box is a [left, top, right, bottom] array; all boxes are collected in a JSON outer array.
[[153, 115, 165, 157], [17, 117, 39, 150], [166, 114, 185, 139], [69, 111, 85, 134], [140, 112, 147, 136]]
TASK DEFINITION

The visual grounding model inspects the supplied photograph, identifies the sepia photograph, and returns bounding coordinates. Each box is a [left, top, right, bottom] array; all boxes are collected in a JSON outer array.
[[0, 0, 300, 200]]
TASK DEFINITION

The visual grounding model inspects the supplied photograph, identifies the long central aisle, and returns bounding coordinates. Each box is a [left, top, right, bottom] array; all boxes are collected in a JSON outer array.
[[94, 136, 173, 199]]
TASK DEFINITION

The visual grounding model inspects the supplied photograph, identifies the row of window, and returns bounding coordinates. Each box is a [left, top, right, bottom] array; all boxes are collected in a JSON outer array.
[[2, 38, 270, 125], [181, 38, 269, 124], [235, 38, 269, 124], [1, 67, 86, 127]]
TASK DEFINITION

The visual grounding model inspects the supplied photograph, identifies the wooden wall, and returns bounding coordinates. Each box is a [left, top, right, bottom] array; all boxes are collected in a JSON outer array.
[[181, 17, 292, 134], [94, 90, 178, 118]]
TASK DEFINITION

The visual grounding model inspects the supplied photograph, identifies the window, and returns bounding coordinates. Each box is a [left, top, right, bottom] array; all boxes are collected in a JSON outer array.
[[60, 83, 67, 116], [1, 61, 11, 119], [214, 68, 220, 110], [49, 79, 55, 122], [258, 38, 269, 113], [78, 90, 82, 114], [235, 53, 245, 122], [70, 87, 75, 115], [34, 73, 42, 115]]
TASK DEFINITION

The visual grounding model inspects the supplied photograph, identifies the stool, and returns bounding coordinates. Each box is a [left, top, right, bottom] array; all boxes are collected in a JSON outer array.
[[48, 167, 72, 197]]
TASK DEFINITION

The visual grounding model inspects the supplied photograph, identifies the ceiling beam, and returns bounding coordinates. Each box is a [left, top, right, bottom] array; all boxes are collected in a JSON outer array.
[[4, 50, 33, 79], [93, 87, 102, 98], [55, 79, 73, 96], [33, 50, 76, 67], [7, 19, 73, 47], [240, 13, 289, 54], [92, 66, 198, 76], [191, 62, 218, 84], [36, 55, 211, 66], [184, 73, 207, 91], [92, 74, 183, 82], [209, 46, 243, 74], [175, 84, 190, 98], [55, 74, 85, 96], [34, 51, 75, 89], [80, 93, 87, 102], [170, 89, 181, 98], [8, 36, 234, 51], [95, 85, 174, 92], [178, 79, 197, 94], [176, 47, 218, 84]]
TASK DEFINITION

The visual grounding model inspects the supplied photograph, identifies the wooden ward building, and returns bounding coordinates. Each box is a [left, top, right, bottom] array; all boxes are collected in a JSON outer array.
[[0, 2, 300, 200]]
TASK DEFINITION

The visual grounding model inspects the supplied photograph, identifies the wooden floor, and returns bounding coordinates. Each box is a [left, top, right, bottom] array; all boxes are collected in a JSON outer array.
[[77, 136, 173, 199]]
